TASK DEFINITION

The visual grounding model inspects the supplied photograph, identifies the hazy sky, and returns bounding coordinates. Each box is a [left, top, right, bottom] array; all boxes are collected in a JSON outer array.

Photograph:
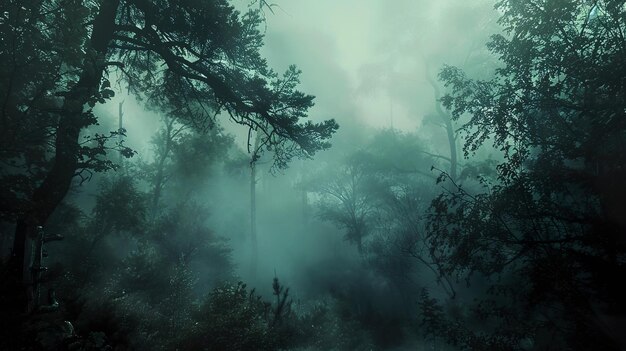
[[256, 0, 496, 129], [99, 0, 498, 155]]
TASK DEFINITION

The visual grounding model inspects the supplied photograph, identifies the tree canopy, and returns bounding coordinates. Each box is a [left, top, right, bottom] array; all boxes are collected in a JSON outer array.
[[426, 0, 626, 349], [0, 0, 337, 316]]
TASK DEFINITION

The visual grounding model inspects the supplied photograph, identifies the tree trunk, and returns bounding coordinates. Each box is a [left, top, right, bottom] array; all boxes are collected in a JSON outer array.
[[442, 116, 457, 181], [151, 117, 177, 218], [425, 72, 458, 181], [118, 100, 124, 165], [301, 189, 308, 224], [8, 0, 120, 314], [250, 132, 261, 281], [151, 146, 168, 218]]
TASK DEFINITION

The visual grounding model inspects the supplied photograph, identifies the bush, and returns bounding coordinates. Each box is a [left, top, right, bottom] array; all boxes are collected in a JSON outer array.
[[175, 281, 290, 351]]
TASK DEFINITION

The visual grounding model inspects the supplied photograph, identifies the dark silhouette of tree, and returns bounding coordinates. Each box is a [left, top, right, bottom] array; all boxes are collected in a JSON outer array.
[[0, 0, 338, 317], [147, 116, 187, 218], [424, 66, 459, 182], [311, 130, 441, 259], [425, 1, 626, 349], [314, 152, 383, 254]]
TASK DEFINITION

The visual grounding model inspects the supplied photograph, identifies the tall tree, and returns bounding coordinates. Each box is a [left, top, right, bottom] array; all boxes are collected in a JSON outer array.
[[147, 116, 187, 218], [315, 152, 382, 254], [312, 130, 440, 254], [1, 0, 337, 315], [426, 1, 626, 349], [249, 131, 261, 279]]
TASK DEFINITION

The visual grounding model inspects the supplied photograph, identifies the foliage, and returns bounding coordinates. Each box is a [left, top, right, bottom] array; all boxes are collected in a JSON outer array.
[[315, 153, 383, 252], [109, 1, 338, 168], [147, 202, 234, 287], [0, 0, 132, 220], [418, 289, 533, 351], [0, 0, 337, 324], [170, 129, 235, 182], [175, 280, 293, 351], [174, 279, 380, 351], [16, 167, 236, 349], [312, 130, 440, 253], [293, 300, 376, 351], [427, 0, 626, 349], [91, 176, 147, 239]]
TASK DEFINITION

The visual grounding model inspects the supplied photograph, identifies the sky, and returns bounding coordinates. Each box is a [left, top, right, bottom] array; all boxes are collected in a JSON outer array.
[[98, 0, 498, 156], [255, 0, 497, 131]]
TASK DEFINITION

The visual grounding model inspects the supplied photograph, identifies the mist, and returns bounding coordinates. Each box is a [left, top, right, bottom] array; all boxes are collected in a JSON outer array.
[[2, 0, 625, 350]]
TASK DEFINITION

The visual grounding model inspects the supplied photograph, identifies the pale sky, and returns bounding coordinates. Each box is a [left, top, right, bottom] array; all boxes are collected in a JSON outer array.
[[100, 0, 498, 155], [256, 0, 496, 131]]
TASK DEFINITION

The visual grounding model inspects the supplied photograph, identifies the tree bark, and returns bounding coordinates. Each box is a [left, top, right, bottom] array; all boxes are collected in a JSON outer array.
[[8, 0, 120, 314]]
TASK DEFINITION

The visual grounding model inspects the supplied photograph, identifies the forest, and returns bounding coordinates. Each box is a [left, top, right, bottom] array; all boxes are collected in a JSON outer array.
[[0, 0, 625, 350]]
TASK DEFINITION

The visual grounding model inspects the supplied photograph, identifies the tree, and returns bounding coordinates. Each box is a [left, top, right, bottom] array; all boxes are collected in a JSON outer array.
[[143, 118, 234, 218], [423, 63, 460, 182], [311, 130, 440, 256], [146, 116, 187, 218], [315, 153, 381, 254], [249, 131, 261, 279], [426, 1, 626, 349], [88, 175, 146, 250], [1, 0, 337, 316]]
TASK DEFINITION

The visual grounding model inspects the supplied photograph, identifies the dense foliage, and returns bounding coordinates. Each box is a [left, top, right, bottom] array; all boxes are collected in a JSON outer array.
[[424, 1, 626, 349]]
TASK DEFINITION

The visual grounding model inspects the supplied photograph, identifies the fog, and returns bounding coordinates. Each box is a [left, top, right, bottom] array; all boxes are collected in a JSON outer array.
[[87, 0, 497, 296], [98, 0, 497, 149], [3, 0, 624, 350]]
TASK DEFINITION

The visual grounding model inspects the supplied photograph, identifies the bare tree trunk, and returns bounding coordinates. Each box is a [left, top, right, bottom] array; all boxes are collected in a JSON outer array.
[[151, 142, 169, 218], [301, 188, 308, 224], [151, 117, 179, 218], [425, 72, 458, 181], [250, 132, 260, 280], [442, 115, 457, 181], [118, 100, 124, 166]]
